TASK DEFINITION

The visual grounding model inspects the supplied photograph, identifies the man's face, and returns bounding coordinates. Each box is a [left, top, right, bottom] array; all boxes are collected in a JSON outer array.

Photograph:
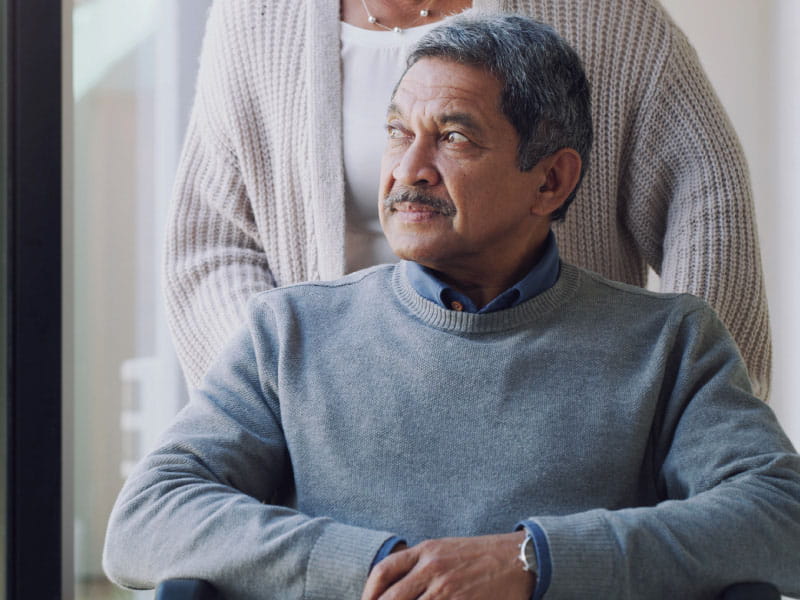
[[379, 58, 549, 274]]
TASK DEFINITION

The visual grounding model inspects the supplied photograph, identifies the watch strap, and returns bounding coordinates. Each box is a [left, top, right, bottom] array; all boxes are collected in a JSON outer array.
[[515, 519, 552, 600], [518, 532, 539, 574]]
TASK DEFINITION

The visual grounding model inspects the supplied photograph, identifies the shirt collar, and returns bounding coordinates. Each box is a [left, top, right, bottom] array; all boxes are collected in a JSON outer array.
[[404, 230, 561, 314]]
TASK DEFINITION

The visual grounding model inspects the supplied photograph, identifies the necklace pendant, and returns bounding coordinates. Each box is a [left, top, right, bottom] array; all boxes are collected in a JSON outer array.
[[368, 15, 377, 24], [393, 26, 403, 33], [420, 9, 429, 17]]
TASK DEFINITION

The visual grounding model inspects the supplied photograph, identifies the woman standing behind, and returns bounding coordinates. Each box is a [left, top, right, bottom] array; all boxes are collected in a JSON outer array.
[[165, 0, 770, 397]]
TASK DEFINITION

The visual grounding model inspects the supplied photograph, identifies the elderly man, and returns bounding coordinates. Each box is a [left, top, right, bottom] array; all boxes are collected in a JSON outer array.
[[104, 12, 800, 600]]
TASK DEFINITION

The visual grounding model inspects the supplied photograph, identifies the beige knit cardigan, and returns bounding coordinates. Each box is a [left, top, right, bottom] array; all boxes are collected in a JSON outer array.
[[165, 0, 771, 397]]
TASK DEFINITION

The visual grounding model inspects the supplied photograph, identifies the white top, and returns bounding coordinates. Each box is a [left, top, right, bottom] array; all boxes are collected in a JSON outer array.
[[340, 21, 444, 272]]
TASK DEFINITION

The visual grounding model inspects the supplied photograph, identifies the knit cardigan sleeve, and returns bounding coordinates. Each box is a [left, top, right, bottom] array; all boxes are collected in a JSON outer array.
[[163, 1, 277, 388], [618, 16, 771, 398]]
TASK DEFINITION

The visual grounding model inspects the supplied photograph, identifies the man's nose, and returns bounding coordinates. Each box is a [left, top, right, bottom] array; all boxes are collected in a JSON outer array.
[[392, 139, 441, 187]]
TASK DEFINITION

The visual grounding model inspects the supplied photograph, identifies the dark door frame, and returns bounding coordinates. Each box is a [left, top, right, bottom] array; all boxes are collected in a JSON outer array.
[[4, 0, 62, 597]]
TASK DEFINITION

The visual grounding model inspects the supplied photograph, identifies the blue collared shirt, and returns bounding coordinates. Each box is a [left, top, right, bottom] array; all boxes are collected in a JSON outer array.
[[404, 230, 560, 313]]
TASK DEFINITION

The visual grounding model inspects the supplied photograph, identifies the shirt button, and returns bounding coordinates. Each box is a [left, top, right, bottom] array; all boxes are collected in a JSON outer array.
[[450, 300, 464, 311]]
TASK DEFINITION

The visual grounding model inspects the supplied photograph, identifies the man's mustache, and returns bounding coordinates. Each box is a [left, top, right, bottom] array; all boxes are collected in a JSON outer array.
[[383, 189, 457, 217]]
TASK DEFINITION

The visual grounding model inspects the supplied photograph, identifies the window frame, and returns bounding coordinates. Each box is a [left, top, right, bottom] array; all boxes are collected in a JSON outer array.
[[3, 0, 63, 597]]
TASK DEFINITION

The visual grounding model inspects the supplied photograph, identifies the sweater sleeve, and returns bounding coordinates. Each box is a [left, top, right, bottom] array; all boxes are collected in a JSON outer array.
[[103, 308, 397, 599], [619, 21, 771, 400], [163, 1, 276, 389], [529, 305, 800, 599]]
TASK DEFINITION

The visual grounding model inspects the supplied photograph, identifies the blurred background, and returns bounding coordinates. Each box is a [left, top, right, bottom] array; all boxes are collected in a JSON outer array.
[[64, 1, 209, 597], [51, 0, 800, 597]]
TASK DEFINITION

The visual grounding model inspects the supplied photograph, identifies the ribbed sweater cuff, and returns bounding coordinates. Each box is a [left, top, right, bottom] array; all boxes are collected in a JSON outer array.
[[533, 511, 617, 597], [305, 522, 396, 599]]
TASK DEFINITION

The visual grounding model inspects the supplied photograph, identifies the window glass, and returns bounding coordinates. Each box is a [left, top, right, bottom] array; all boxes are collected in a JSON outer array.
[[68, 1, 208, 597]]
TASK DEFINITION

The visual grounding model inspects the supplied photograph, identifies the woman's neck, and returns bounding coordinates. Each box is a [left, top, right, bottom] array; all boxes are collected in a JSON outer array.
[[341, 0, 473, 31]]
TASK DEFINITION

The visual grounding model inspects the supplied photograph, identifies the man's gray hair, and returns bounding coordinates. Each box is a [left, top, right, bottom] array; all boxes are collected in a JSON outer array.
[[405, 11, 593, 221]]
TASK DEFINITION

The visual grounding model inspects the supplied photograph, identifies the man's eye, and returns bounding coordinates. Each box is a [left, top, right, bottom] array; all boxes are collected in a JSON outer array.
[[444, 131, 469, 144], [387, 126, 406, 139]]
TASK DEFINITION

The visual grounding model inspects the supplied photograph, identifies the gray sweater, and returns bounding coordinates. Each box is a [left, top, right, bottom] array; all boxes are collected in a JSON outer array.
[[104, 263, 800, 599]]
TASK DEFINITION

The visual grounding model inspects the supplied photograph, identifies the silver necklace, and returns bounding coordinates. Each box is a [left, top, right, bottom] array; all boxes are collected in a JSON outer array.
[[360, 0, 435, 34]]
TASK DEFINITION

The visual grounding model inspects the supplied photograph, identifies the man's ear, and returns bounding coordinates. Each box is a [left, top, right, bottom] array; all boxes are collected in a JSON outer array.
[[530, 148, 582, 217]]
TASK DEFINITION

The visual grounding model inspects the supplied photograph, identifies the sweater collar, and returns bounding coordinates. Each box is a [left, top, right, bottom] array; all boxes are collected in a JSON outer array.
[[394, 260, 580, 334], [404, 230, 560, 313]]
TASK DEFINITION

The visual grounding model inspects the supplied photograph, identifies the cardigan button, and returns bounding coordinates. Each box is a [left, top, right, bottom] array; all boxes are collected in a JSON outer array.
[[450, 300, 464, 312]]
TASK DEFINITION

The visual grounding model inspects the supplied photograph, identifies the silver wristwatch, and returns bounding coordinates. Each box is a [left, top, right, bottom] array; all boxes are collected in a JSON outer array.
[[518, 532, 539, 575]]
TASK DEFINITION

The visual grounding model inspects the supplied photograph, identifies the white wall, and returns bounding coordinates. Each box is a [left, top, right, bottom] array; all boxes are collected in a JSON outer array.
[[770, 0, 800, 449], [659, 0, 800, 448]]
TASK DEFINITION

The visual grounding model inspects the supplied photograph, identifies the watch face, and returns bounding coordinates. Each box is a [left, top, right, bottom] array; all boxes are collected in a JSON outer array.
[[525, 538, 538, 571], [519, 535, 538, 573]]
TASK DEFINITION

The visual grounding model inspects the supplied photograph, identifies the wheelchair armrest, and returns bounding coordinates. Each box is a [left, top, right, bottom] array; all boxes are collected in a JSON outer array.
[[720, 582, 780, 600], [155, 578, 779, 599], [155, 579, 222, 600]]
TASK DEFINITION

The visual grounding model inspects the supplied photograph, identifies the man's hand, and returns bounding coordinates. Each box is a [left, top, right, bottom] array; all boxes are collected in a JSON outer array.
[[361, 532, 535, 600]]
